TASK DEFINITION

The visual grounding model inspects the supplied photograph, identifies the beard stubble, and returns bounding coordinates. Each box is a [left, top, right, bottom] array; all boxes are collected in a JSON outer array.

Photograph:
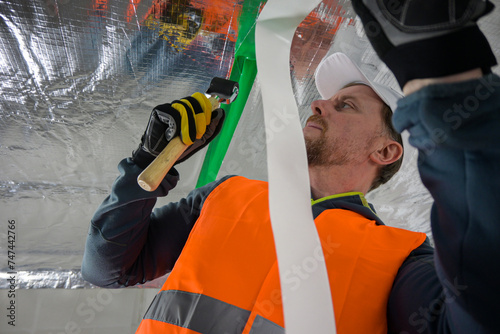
[[305, 115, 352, 167]]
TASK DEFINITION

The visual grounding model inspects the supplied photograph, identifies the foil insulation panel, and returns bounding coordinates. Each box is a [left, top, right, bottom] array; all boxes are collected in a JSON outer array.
[[0, 0, 499, 292]]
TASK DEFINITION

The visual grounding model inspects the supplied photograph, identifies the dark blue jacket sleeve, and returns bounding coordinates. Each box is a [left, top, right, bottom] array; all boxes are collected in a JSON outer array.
[[388, 74, 500, 334], [81, 157, 232, 288]]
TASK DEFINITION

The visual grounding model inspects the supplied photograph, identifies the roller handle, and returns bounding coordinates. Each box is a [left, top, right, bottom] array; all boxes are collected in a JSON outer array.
[[137, 136, 187, 191], [137, 96, 219, 192]]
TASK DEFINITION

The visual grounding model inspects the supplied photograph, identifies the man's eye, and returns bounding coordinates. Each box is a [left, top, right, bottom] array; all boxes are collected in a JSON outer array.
[[337, 102, 351, 111]]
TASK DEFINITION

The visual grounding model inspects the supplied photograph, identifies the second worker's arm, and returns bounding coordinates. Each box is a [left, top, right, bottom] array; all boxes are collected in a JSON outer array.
[[352, 1, 499, 333]]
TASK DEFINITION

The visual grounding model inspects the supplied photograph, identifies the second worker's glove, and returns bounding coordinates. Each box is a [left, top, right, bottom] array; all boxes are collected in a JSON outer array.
[[132, 92, 225, 169], [351, 0, 497, 88]]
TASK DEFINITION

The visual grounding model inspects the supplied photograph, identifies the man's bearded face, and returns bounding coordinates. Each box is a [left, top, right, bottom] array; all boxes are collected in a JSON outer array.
[[304, 114, 352, 167]]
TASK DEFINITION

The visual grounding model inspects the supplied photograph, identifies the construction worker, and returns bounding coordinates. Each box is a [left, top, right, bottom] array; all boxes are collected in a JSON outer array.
[[82, 0, 499, 332]]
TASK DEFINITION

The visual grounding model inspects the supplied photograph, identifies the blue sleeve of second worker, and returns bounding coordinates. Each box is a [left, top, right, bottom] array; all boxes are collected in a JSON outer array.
[[388, 74, 500, 334]]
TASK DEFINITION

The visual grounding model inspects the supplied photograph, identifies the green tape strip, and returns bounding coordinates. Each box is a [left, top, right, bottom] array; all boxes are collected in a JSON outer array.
[[196, 0, 265, 188]]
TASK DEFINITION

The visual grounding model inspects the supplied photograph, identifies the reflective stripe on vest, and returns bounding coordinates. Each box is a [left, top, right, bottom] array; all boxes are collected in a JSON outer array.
[[137, 176, 427, 333], [142, 290, 250, 333], [249, 315, 284, 334]]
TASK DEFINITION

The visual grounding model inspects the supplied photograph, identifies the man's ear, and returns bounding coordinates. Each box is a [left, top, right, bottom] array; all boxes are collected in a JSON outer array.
[[370, 140, 403, 166]]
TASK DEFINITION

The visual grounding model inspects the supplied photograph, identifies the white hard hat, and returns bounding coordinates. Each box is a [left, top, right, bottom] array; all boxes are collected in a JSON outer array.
[[315, 52, 403, 112]]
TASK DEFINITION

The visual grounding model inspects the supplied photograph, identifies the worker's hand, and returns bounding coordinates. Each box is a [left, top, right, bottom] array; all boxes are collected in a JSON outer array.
[[351, 0, 497, 88], [132, 92, 225, 169]]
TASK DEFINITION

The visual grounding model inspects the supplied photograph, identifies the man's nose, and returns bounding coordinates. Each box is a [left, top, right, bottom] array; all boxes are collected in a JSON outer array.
[[311, 99, 326, 116], [311, 100, 329, 117]]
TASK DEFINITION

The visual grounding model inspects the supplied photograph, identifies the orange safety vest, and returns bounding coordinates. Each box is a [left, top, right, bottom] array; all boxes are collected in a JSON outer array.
[[136, 176, 427, 333]]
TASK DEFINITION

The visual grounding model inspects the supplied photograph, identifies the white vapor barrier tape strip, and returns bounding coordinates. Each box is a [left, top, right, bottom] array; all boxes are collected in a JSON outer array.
[[255, 1, 336, 333]]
